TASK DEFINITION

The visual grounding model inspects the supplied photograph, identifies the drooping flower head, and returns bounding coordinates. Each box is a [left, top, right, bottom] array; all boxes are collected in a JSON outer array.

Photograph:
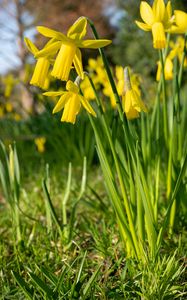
[[136, 0, 174, 49], [122, 68, 147, 119], [24, 38, 52, 89], [156, 56, 173, 81], [43, 80, 96, 124], [35, 17, 111, 82]]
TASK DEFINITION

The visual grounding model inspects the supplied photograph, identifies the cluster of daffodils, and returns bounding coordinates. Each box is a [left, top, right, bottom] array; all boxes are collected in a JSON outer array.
[[136, 0, 187, 49], [25, 16, 148, 123], [0, 75, 21, 121], [25, 17, 111, 124], [0, 102, 22, 121], [80, 57, 143, 112]]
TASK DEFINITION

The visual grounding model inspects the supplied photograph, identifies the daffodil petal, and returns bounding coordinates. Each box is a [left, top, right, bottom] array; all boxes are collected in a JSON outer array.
[[73, 48, 84, 79], [45, 37, 57, 47], [53, 93, 69, 114], [80, 96, 96, 117], [163, 1, 172, 27], [135, 21, 151, 31], [153, 0, 165, 22], [77, 39, 111, 49], [140, 1, 154, 25], [66, 80, 79, 93], [37, 26, 70, 42], [166, 1, 172, 19], [24, 37, 38, 55], [67, 17, 87, 40], [35, 41, 62, 58], [43, 91, 64, 97]]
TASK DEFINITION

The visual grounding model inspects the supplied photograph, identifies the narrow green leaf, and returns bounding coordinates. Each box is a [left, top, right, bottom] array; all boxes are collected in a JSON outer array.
[[29, 272, 54, 297], [42, 179, 62, 236], [82, 264, 102, 299], [12, 271, 33, 300]]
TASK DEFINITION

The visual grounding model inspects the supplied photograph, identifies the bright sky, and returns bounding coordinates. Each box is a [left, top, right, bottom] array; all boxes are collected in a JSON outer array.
[[0, 1, 36, 74]]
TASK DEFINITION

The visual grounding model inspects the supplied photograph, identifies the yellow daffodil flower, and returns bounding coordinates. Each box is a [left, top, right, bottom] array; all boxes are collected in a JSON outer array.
[[0, 105, 4, 117], [2, 74, 18, 98], [5, 102, 13, 113], [103, 83, 116, 108], [80, 76, 96, 101], [156, 57, 173, 81], [13, 113, 22, 121], [35, 17, 111, 81], [136, 0, 174, 49], [169, 10, 187, 34], [43, 80, 96, 124], [24, 38, 53, 89], [34, 137, 46, 153], [122, 68, 147, 119], [170, 37, 187, 66]]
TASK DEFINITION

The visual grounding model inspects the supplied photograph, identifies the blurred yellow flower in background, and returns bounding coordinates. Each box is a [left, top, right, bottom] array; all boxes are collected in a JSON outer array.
[[80, 76, 96, 101], [170, 36, 187, 67], [5, 102, 13, 113], [34, 137, 46, 153], [13, 113, 22, 121], [0, 105, 4, 118], [2, 74, 18, 98]]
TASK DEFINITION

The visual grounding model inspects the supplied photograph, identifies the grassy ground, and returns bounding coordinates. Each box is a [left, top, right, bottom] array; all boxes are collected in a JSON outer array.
[[0, 156, 186, 299]]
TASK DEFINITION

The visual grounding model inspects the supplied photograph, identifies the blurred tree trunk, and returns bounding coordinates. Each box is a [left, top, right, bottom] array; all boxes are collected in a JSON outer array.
[[13, 0, 34, 114]]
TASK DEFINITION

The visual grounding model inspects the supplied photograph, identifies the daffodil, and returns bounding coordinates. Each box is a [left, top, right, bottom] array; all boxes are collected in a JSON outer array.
[[169, 10, 187, 34], [136, 0, 174, 49], [34, 137, 46, 153], [2, 74, 18, 98], [44, 80, 96, 124], [122, 68, 147, 119], [80, 76, 96, 101], [0, 105, 4, 118], [35, 17, 111, 81], [13, 113, 22, 121], [115, 66, 142, 96], [24, 38, 52, 89], [156, 57, 173, 81], [103, 83, 116, 108], [170, 37, 187, 66], [5, 102, 13, 113]]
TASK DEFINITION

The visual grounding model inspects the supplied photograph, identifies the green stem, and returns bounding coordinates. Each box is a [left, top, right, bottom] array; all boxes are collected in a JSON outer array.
[[159, 49, 168, 146]]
